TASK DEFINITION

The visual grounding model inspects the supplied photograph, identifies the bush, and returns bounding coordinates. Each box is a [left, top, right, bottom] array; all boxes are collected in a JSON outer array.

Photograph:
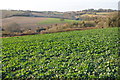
[[5, 22, 22, 33], [85, 22, 95, 27], [60, 18, 65, 21], [36, 27, 46, 33], [107, 13, 120, 27], [96, 12, 120, 28]]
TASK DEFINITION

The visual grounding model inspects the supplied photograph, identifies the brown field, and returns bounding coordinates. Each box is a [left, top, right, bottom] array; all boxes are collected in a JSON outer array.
[[1, 17, 49, 30]]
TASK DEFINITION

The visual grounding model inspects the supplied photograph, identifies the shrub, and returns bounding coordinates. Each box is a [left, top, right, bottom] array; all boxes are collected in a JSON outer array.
[[60, 18, 65, 21], [5, 22, 22, 33], [96, 12, 120, 28], [85, 22, 96, 27], [107, 13, 120, 27], [36, 27, 46, 33]]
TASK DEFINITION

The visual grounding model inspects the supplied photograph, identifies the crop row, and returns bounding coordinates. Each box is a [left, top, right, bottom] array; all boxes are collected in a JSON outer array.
[[2, 27, 119, 79]]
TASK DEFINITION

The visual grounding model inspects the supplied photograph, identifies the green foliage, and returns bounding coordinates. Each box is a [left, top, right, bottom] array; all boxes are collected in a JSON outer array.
[[2, 27, 119, 79]]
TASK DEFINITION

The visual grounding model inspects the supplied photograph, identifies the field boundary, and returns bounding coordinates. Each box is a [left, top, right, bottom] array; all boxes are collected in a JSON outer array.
[[1, 27, 99, 38]]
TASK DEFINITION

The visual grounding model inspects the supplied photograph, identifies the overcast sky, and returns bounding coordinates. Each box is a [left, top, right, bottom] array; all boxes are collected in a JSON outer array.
[[0, 0, 119, 12]]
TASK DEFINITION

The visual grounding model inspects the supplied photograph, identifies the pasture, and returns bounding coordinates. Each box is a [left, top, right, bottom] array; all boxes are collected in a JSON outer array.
[[38, 18, 79, 25]]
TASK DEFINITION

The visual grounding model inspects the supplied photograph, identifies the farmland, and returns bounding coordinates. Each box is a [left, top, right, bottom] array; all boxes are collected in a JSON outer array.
[[1, 9, 118, 37], [2, 17, 47, 29], [38, 18, 79, 25], [1, 10, 25, 18], [2, 27, 119, 79], [2, 17, 78, 31]]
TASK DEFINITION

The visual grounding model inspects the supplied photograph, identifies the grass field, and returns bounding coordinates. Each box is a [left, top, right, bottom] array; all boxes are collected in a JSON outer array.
[[2, 27, 119, 79], [38, 18, 79, 25]]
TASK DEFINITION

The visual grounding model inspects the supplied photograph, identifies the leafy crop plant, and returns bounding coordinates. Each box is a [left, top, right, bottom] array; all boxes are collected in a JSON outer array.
[[2, 27, 119, 79]]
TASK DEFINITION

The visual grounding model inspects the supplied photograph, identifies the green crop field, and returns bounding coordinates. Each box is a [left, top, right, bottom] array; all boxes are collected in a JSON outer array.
[[38, 18, 79, 25], [2, 27, 119, 79]]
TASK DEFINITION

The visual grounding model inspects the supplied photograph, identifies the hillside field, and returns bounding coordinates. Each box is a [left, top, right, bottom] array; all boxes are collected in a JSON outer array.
[[38, 18, 79, 25], [2, 27, 119, 79], [2, 17, 78, 31]]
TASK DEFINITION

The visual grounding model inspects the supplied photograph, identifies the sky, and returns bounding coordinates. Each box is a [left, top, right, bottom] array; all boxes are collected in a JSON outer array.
[[0, 0, 119, 12]]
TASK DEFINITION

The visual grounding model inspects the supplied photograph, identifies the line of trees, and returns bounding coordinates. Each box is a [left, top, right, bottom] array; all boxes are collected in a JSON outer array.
[[82, 9, 117, 12]]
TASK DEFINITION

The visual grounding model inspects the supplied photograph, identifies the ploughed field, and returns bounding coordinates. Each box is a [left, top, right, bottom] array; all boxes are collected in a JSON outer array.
[[2, 27, 119, 79]]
